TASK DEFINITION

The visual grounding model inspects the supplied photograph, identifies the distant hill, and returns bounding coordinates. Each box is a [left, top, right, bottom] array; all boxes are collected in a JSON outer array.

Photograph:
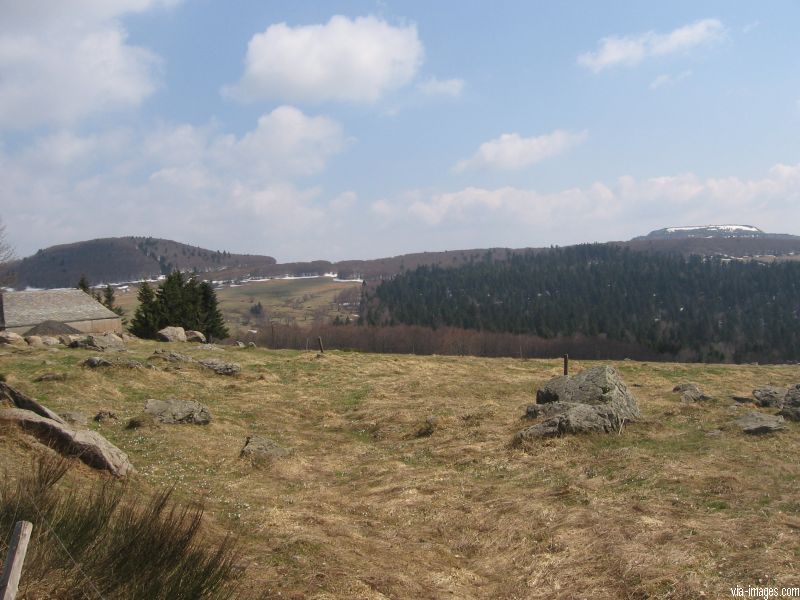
[[633, 224, 769, 240], [1, 237, 276, 289]]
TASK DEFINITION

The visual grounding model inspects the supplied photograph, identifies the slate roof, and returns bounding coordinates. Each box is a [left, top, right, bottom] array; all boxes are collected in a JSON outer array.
[[0, 289, 120, 329]]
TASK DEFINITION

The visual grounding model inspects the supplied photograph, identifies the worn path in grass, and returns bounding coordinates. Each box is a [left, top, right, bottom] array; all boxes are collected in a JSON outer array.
[[1, 342, 799, 599]]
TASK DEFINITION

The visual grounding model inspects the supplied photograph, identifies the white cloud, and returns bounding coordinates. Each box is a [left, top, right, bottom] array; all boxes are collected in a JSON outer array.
[[454, 130, 587, 173], [0, 106, 350, 259], [418, 77, 464, 97], [649, 69, 692, 90], [578, 18, 725, 73], [0, 0, 174, 129], [224, 15, 424, 104]]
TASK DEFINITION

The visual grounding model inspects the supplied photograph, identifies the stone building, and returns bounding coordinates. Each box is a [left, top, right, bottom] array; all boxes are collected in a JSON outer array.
[[0, 289, 123, 335]]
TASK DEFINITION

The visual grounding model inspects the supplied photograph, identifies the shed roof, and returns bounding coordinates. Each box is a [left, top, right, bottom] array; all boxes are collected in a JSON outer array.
[[0, 289, 120, 329]]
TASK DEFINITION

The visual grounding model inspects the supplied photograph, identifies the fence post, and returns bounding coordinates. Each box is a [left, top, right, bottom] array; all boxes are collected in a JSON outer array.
[[563, 354, 569, 376], [317, 336, 325, 353], [1, 521, 33, 600]]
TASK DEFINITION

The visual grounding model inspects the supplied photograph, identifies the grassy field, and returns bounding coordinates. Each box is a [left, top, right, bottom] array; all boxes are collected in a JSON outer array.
[[1, 342, 799, 598], [113, 277, 361, 333]]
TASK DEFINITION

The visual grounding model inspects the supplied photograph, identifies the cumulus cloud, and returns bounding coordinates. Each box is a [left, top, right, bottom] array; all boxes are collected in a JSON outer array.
[[0, 0, 174, 128], [454, 130, 587, 173], [1, 106, 351, 259], [224, 15, 424, 104], [371, 163, 800, 248], [578, 18, 725, 73], [418, 77, 464, 97]]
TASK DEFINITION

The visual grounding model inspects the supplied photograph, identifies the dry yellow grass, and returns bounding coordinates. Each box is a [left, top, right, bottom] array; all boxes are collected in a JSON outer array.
[[1, 342, 799, 599]]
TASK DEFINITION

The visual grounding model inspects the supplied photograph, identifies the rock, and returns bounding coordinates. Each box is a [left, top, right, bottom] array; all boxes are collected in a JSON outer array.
[[40, 336, 60, 346], [33, 372, 68, 383], [673, 383, 712, 403], [157, 326, 187, 343], [233, 341, 246, 348], [82, 356, 113, 369], [121, 333, 137, 343], [517, 366, 640, 441], [25, 335, 44, 347], [94, 410, 118, 423], [735, 412, 786, 435], [150, 349, 194, 363], [247, 342, 257, 348], [185, 330, 207, 343], [516, 403, 618, 442], [59, 334, 86, 346], [415, 415, 439, 438], [60, 411, 88, 426], [126, 414, 159, 429], [732, 396, 753, 404], [70, 332, 125, 351], [144, 398, 212, 425], [0, 382, 66, 423], [778, 384, 800, 422], [199, 344, 224, 352], [0, 332, 26, 346], [116, 359, 145, 369], [0, 405, 134, 477], [239, 435, 290, 461], [197, 358, 241, 376], [752, 386, 788, 408]]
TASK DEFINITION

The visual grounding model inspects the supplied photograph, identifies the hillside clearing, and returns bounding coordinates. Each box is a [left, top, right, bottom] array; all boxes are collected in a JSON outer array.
[[1, 343, 799, 598]]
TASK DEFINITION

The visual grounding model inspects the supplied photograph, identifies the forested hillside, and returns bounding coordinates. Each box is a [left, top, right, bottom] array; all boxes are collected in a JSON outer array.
[[1, 237, 276, 289], [364, 245, 800, 363]]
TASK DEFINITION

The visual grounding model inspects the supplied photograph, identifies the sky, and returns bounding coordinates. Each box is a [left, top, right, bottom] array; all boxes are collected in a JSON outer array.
[[1, 1, 800, 262]]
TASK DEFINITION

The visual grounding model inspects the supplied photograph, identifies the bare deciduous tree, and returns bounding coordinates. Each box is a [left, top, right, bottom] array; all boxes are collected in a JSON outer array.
[[0, 218, 13, 265]]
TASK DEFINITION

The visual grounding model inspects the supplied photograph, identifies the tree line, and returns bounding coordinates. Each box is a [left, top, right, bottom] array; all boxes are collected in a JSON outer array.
[[362, 245, 800, 363]]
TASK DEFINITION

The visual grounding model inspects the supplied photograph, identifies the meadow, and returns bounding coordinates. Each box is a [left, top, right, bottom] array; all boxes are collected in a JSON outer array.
[[1, 340, 799, 598]]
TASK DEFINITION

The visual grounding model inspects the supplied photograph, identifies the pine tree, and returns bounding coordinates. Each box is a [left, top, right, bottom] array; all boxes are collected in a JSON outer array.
[[129, 282, 161, 338], [77, 275, 91, 294], [102, 284, 125, 318], [198, 281, 228, 341]]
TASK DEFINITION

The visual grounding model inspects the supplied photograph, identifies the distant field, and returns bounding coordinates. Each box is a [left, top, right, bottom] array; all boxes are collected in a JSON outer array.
[[2, 343, 800, 598], [112, 276, 362, 333]]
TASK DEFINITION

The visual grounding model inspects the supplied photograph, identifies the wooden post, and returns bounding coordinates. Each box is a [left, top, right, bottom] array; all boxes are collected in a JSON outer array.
[[317, 336, 325, 353], [563, 354, 569, 376], [1, 521, 33, 600]]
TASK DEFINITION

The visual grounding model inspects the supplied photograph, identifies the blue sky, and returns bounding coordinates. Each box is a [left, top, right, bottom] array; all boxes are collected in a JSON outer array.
[[2, 1, 799, 261]]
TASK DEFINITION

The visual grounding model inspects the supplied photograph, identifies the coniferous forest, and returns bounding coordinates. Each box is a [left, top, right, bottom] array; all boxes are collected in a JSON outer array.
[[362, 245, 800, 363]]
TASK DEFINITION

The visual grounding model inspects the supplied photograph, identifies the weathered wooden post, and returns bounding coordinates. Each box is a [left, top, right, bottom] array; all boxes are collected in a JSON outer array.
[[563, 353, 569, 376], [1, 521, 33, 600], [317, 336, 325, 353]]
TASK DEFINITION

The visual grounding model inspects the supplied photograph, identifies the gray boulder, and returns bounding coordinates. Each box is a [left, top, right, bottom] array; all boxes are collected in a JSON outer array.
[[752, 386, 788, 408], [240, 435, 290, 461], [25, 335, 44, 347], [517, 366, 640, 441], [185, 330, 207, 343], [0, 382, 65, 423], [40, 336, 61, 346], [70, 332, 124, 351], [82, 356, 113, 368], [778, 385, 800, 421], [144, 399, 211, 425], [735, 412, 786, 435], [150, 349, 194, 363], [673, 383, 712, 402], [198, 358, 241, 376], [157, 326, 187, 343], [94, 410, 118, 423], [33, 372, 68, 383]]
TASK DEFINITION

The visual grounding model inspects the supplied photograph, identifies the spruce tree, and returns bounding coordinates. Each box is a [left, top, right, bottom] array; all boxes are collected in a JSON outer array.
[[129, 282, 161, 338], [198, 281, 228, 341], [77, 275, 91, 294]]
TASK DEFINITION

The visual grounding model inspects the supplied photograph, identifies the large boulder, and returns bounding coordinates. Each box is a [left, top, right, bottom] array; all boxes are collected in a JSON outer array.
[[752, 386, 788, 408], [517, 366, 640, 441], [778, 385, 800, 422], [0, 331, 26, 346], [735, 412, 786, 435], [157, 326, 187, 343], [185, 330, 207, 343], [25, 335, 45, 347], [143, 399, 211, 425]]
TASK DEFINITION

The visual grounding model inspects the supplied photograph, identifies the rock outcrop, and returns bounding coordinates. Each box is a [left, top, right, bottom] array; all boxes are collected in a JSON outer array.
[[143, 399, 212, 425], [735, 412, 786, 435], [673, 383, 712, 403], [0, 383, 133, 476], [197, 358, 241, 376], [778, 385, 800, 421], [185, 330, 207, 343], [516, 366, 640, 442], [0, 332, 26, 346], [752, 386, 788, 408], [240, 435, 290, 461]]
